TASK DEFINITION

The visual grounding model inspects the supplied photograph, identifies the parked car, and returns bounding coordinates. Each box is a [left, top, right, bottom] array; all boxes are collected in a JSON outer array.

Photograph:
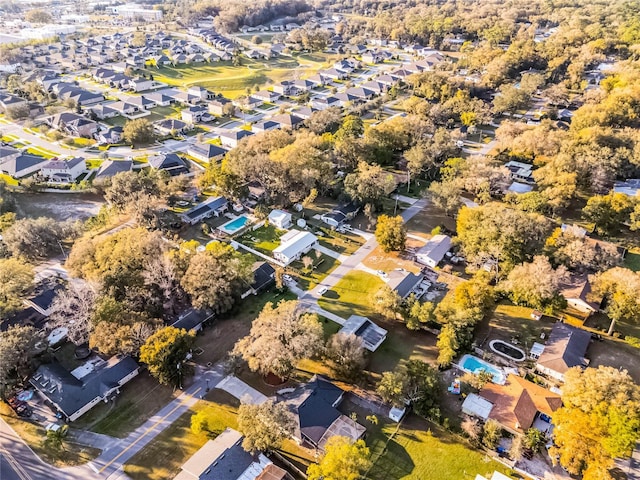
[[318, 286, 328, 295]]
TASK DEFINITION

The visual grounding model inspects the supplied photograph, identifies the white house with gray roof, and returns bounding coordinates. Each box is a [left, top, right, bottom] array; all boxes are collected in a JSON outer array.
[[273, 230, 318, 265]]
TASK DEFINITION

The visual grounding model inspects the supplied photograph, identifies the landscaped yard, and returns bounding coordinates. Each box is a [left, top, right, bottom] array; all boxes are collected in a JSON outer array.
[[318, 270, 385, 320], [73, 371, 177, 438], [0, 402, 101, 467], [624, 248, 640, 271], [290, 253, 340, 291], [237, 224, 285, 254], [142, 53, 337, 99], [316, 230, 364, 256]]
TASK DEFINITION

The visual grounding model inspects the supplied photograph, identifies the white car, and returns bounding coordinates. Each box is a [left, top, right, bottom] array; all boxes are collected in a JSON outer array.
[[377, 270, 388, 279], [318, 286, 328, 295]]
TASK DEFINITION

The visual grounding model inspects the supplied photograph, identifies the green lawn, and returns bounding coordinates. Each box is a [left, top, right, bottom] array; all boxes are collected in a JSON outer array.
[[143, 54, 336, 99], [624, 249, 640, 272], [26, 146, 58, 158], [85, 158, 104, 169], [73, 371, 177, 438], [367, 413, 516, 480], [290, 254, 340, 291], [317, 231, 364, 256], [238, 224, 285, 254], [124, 389, 240, 480], [318, 270, 385, 319]]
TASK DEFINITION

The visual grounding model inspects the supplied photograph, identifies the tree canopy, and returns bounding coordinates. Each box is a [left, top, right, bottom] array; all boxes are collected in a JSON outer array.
[[139, 326, 195, 388], [307, 436, 372, 480]]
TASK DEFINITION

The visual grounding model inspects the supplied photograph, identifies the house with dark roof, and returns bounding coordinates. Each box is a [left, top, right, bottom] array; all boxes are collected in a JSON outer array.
[[148, 153, 189, 176], [30, 355, 139, 421], [179, 196, 228, 224], [48, 112, 98, 138], [385, 270, 424, 299], [23, 279, 64, 317], [535, 323, 591, 382], [181, 105, 213, 124], [219, 129, 254, 148], [154, 118, 190, 135], [186, 143, 228, 163], [0, 153, 49, 179], [320, 202, 360, 228], [253, 120, 281, 133], [282, 376, 365, 451], [171, 308, 214, 333], [559, 274, 602, 315], [98, 126, 124, 145], [94, 159, 133, 180], [464, 374, 562, 435], [40, 157, 86, 183], [242, 262, 276, 298], [174, 428, 276, 480]]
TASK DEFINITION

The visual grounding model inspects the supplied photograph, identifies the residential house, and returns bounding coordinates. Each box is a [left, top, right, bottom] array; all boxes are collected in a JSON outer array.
[[144, 92, 174, 107], [292, 107, 316, 120], [320, 202, 360, 228], [181, 105, 213, 124], [187, 86, 215, 102], [126, 95, 156, 110], [23, 279, 64, 317], [107, 101, 147, 118], [415, 234, 452, 268], [94, 159, 133, 180], [268, 209, 292, 229], [271, 114, 304, 130], [40, 157, 86, 183], [345, 86, 376, 100], [242, 262, 276, 298], [208, 97, 232, 116], [613, 178, 640, 197], [311, 96, 340, 110], [273, 81, 294, 96], [291, 79, 315, 93], [468, 374, 562, 435], [273, 230, 318, 265], [535, 323, 591, 382], [282, 376, 366, 451], [154, 118, 190, 135], [386, 270, 424, 299], [97, 126, 124, 144], [179, 196, 228, 224], [148, 153, 189, 176], [219, 130, 254, 148], [559, 274, 602, 315], [187, 53, 206, 64], [90, 104, 119, 119], [174, 428, 284, 480], [54, 85, 104, 106], [47, 112, 98, 138], [0, 93, 27, 113], [504, 160, 535, 184], [253, 120, 281, 133], [0, 153, 49, 179], [319, 68, 348, 81], [362, 51, 384, 64], [339, 315, 387, 352], [251, 90, 281, 103], [171, 308, 214, 333], [507, 182, 534, 194], [186, 143, 228, 163], [30, 355, 139, 422]]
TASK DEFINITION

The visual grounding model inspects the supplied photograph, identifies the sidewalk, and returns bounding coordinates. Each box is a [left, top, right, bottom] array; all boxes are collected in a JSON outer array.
[[216, 376, 267, 405]]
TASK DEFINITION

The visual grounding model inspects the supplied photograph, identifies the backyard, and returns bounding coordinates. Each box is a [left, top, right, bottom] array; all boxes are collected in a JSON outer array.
[[237, 224, 285, 254], [318, 270, 385, 320], [290, 253, 340, 291]]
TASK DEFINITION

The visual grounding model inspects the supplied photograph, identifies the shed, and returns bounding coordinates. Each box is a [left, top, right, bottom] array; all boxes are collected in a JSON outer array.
[[461, 393, 493, 421]]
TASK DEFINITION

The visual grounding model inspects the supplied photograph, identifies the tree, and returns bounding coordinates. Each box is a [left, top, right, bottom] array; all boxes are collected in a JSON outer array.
[[372, 285, 403, 321], [307, 436, 372, 480], [482, 419, 502, 449], [427, 180, 462, 216], [2, 217, 80, 260], [326, 333, 367, 381], [237, 400, 296, 452], [49, 282, 97, 345], [591, 267, 640, 335], [500, 256, 568, 311], [0, 326, 43, 396], [25, 9, 52, 23], [551, 366, 640, 480], [461, 416, 481, 446], [139, 327, 195, 388], [123, 118, 156, 147], [251, 35, 263, 44], [233, 300, 323, 379], [524, 428, 546, 453], [305, 107, 342, 135], [377, 361, 440, 418], [0, 258, 34, 318], [344, 161, 396, 209], [190, 411, 209, 435], [181, 242, 254, 314], [375, 214, 406, 253], [405, 297, 435, 330], [582, 193, 634, 236]]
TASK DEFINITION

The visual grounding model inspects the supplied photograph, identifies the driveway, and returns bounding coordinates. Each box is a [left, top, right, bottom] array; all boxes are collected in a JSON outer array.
[[216, 376, 267, 405]]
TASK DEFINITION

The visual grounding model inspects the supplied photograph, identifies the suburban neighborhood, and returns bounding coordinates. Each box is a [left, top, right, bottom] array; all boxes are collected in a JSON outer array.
[[1, 1, 640, 480]]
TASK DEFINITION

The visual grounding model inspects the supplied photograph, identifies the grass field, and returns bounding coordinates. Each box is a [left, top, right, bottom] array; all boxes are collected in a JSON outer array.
[[366, 412, 516, 480], [237, 224, 285, 254], [291, 253, 340, 291], [318, 270, 385, 320], [0, 402, 101, 467], [142, 53, 337, 98], [0, 173, 19, 186], [624, 249, 640, 271], [73, 372, 177, 438]]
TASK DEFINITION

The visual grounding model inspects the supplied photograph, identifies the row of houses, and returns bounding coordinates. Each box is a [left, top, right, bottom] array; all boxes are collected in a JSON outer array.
[[0, 145, 87, 181]]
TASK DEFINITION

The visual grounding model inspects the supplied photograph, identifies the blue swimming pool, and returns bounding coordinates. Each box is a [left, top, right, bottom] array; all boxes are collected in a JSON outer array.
[[459, 354, 506, 384], [218, 215, 250, 235]]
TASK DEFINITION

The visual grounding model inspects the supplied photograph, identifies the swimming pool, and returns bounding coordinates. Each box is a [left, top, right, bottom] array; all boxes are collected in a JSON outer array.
[[459, 354, 506, 384], [489, 339, 526, 362], [218, 214, 251, 235]]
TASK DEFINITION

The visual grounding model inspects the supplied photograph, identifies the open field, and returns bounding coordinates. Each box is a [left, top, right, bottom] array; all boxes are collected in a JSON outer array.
[[404, 201, 456, 239], [13, 192, 105, 221], [0, 402, 101, 467], [290, 253, 340, 291], [143, 53, 337, 98], [73, 371, 177, 438], [318, 270, 385, 320]]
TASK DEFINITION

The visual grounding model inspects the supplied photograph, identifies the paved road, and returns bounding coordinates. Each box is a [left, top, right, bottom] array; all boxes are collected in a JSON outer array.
[[1, 450, 27, 480]]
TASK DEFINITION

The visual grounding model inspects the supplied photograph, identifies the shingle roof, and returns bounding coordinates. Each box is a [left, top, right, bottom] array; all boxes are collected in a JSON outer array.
[[95, 160, 133, 179], [536, 323, 591, 376]]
